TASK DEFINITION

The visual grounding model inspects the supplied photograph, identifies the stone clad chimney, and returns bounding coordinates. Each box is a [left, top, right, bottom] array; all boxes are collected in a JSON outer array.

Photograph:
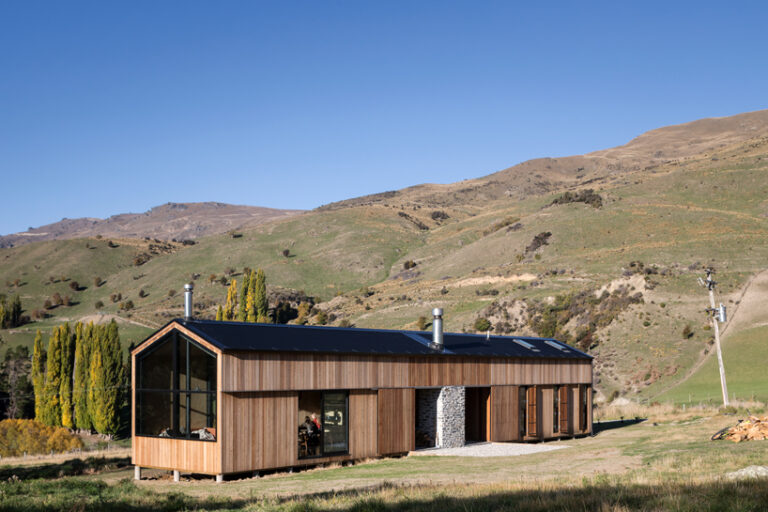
[[184, 283, 194, 320], [430, 308, 443, 351]]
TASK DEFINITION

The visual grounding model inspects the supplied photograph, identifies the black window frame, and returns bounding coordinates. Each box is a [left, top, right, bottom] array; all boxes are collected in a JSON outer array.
[[135, 332, 217, 442], [298, 390, 349, 460]]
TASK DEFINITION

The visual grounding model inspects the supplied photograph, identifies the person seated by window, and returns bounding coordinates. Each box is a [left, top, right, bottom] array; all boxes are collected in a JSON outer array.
[[310, 413, 321, 431], [304, 414, 321, 455]]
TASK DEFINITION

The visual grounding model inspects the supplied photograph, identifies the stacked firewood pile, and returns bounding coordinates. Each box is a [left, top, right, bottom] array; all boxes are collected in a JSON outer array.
[[719, 416, 768, 442]]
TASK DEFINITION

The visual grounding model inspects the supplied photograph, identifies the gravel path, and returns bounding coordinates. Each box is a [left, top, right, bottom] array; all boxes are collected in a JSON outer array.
[[408, 442, 567, 457]]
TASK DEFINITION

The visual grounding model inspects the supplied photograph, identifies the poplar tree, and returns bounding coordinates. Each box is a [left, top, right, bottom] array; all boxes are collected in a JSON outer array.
[[254, 268, 269, 323], [74, 322, 92, 431], [246, 270, 257, 323], [89, 321, 122, 435], [223, 279, 238, 321], [59, 323, 74, 428], [41, 326, 63, 426], [215, 305, 223, 321], [31, 330, 46, 421], [237, 272, 250, 322]]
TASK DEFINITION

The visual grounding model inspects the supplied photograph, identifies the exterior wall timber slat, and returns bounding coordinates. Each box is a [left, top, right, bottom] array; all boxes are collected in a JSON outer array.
[[349, 390, 378, 458], [377, 388, 415, 455], [221, 391, 297, 474], [221, 353, 591, 391], [489, 385, 519, 442], [133, 437, 220, 475]]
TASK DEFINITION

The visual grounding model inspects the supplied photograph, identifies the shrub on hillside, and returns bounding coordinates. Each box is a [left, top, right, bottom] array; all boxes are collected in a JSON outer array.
[[526, 232, 552, 254], [94, 300, 104, 309], [483, 216, 520, 236], [550, 189, 603, 208], [0, 419, 84, 457], [431, 210, 450, 221], [474, 317, 492, 332]]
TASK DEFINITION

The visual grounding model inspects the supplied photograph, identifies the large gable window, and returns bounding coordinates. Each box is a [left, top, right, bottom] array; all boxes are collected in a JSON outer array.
[[136, 332, 217, 441]]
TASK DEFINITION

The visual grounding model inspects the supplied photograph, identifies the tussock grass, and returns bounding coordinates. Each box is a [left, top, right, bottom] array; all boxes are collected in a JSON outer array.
[[2, 476, 768, 511]]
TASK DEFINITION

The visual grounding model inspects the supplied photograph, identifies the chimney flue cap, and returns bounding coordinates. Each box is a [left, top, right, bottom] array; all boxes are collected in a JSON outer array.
[[432, 308, 443, 317], [184, 283, 194, 291]]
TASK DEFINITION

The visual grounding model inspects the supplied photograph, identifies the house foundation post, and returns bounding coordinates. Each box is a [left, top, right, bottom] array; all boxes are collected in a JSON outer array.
[[173, 470, 180, 482], [134, 466, 141, 480], [216, 474, 224, 483]]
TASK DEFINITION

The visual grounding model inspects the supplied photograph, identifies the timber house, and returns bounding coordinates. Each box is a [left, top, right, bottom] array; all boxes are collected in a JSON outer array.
[[131, 286, 593, 481]]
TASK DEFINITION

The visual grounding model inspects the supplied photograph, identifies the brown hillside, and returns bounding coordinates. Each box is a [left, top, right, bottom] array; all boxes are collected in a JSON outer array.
[[0, 202, 304, 248], [319, 109, 768, 210]]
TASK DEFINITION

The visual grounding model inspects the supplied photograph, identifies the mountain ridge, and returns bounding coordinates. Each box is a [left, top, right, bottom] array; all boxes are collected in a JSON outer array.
[[0, 202, 304, 248]]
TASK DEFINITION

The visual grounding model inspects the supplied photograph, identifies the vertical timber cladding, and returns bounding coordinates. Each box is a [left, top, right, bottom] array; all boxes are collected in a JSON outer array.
[[220, 392, 297, 474], [377, 388, 415, 454], [526, 386, 538, 438], [489, 385, 520, 442], [558, 385, 570, 435], [349, 390, 378, 459], [540, 387, 554, 438]]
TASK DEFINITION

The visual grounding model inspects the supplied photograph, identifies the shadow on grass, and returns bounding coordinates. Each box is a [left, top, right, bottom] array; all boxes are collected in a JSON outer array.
[[3, 478, 768, 511], [0, 456, 131, 480], [593, 417, 646, 435]]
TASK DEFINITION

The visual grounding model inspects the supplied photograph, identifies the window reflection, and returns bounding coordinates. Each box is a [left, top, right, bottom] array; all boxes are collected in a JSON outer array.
[[136, 333, 217, 441], [298, 391, 348, 458]]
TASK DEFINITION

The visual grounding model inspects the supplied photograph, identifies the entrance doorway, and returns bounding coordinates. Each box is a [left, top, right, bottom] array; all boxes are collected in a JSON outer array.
[[465, 387, 490, 443]]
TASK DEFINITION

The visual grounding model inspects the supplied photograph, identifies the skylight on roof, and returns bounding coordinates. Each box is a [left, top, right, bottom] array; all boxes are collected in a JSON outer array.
[[513, 339, 540, 352], [545, 340, 571, 352]]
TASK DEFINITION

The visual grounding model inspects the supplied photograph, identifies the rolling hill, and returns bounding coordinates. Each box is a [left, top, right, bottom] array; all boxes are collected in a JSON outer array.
[[3, 109, 768, 403], [0, 202, 303, 248]]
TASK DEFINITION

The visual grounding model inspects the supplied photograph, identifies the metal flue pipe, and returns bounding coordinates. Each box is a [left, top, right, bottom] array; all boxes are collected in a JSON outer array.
[[431, 308, 444, 351], [184, 283, 194, 321]]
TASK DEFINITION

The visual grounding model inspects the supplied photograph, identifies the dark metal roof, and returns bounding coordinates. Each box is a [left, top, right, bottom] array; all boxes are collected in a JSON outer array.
[[167, 319, 591, 360]]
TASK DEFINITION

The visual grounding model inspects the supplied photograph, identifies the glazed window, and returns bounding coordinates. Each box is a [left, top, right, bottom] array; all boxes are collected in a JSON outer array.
[[136, 333, 217, 441], [298, 391, 348, 459]]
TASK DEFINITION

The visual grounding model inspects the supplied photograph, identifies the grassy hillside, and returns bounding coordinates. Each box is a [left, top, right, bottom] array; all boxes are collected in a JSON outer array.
[[657, 325, 768, 404], [2, 114, 768, 400]]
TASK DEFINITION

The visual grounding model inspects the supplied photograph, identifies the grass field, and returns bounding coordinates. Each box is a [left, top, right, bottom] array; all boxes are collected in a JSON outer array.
[[1, 405, 767, 511], [657, 325, 768, 405]]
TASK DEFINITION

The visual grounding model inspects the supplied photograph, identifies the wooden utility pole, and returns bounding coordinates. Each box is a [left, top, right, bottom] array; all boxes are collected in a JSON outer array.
[[701, 268, 729, 406]]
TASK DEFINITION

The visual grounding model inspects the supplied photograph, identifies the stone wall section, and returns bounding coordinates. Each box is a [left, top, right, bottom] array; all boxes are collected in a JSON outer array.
[[416, 389, 440, 448], [437, 386, 466, 448]]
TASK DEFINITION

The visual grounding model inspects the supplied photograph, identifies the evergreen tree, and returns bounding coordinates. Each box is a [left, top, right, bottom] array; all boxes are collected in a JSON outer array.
[[73, 322, 92, 431], [59, 323, 74, 428], [254, 268, 269, 323], [89, 321, 122, 435], [0, 300, 6, 329], [10, 295, 22, 327], [237, 272, 250, 322], [0, 345, 33, 419], [41, 326, 63, 426], [215, 304, 223, 321], [31, 330, 46, 421], [223, 279, 238, 321]]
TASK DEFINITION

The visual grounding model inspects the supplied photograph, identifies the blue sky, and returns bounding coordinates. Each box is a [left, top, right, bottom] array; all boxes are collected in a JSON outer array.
[[1, 1, 767, 235]]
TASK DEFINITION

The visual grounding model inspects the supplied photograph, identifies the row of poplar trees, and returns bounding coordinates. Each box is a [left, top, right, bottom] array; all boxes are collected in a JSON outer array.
[[216, 268, 268, 322], [31, 321, 123, 435]]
